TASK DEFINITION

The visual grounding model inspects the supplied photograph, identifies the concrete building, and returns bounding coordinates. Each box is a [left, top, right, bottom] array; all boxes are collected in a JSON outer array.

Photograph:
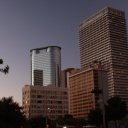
[[30, 46, 61, 87], [79, 7, 128, 105], [61, 68, 75, 88], [22, 85, 68, 119], [69, 63, 108, 119]]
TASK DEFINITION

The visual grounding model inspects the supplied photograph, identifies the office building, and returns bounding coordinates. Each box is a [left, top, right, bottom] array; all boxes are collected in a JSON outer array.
[[30, 46, 61, 86], [60, 68, 75, 88], [22, 85, 68, 119], [69, 62, 108, 119], [79, 7, 128, 105]]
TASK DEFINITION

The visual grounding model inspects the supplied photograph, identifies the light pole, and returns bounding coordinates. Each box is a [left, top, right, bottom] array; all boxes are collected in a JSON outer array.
[[46, 107, 51, 128]]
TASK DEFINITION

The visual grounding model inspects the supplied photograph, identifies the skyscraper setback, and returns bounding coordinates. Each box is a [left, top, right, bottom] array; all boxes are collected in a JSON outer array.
[[30, 46, 61, 86], [79, 7, 128, 105]]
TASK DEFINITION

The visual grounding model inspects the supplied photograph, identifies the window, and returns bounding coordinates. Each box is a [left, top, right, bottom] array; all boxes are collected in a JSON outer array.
[[37, 95, 42, 98], [37, 100, 42, 103], [57, 101, 62, 104]]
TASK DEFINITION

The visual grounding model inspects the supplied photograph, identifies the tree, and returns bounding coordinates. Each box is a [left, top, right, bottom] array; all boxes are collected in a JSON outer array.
[[29, 116, 46, 128], [0, 97, 26, 128], [87, 108, 103, 127], [75, 118, 87, 127], [106, 96, 127, 128], [57, 114, 76, 126], [0, 59, 9, 74]]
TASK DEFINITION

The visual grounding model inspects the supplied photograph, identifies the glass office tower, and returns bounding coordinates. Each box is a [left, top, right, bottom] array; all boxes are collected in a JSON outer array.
[[30, 46, 61, 86]]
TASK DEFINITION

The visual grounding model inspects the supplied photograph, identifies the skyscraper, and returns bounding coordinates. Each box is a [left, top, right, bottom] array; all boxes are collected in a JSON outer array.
[[79, 7, 128, 105], [30, 46, 61, 86]]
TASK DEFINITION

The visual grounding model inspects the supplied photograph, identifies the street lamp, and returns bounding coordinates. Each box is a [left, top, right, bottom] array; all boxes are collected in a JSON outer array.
[[46, 108, 51, 128], [63, 126, 67, 128]]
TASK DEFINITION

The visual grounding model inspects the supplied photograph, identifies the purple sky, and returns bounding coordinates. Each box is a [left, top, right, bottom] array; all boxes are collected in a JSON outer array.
[[0, 0, 128, 105]]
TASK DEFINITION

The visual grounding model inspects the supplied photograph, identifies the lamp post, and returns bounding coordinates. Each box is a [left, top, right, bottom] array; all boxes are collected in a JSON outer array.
[[46, 107, 51, 128]]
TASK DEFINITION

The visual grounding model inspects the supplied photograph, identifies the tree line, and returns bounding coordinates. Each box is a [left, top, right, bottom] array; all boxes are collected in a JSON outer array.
[[88, 97, 128, 128], [0, 96, 127, 128]]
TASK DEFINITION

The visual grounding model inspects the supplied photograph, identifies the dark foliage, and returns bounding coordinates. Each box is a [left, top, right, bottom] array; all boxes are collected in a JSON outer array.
[[75, 118, 87, 127], [0, 59, 3, 64], [57, 114, 76, 126], [87, 108, 102, 126], [0, 97, 26, 128], [0, 59, 9, 74], [105, 97, 127, 128], [87, 97, 127, 128], [29, 116, 46, 128], [106, 97, 127, 121]]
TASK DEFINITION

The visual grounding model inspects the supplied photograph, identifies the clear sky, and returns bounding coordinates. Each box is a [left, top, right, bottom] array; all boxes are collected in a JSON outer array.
[[0, 0, 128, 105]]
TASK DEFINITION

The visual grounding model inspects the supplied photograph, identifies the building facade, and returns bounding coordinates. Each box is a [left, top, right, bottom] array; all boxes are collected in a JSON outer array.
[[69, 63, 108, 119], [79, 7, 128, 105], [22, 85, 68, 119], [61, 68, 75, 88], [30, 46, 61, 86]]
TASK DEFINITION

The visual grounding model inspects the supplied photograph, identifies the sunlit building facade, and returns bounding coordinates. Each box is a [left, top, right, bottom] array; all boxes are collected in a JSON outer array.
[[69, 63, 108, 119], [30, 46, 61, 86], [79, 7, 128, 105]]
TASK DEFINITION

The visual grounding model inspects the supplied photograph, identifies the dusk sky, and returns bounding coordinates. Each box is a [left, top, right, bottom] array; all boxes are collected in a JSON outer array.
[[0, 0, 128, 105]]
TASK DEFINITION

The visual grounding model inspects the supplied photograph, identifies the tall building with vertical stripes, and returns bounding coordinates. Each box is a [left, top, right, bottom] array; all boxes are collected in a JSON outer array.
[[30, 46, 61, 87], [79, 7, 128, 105]]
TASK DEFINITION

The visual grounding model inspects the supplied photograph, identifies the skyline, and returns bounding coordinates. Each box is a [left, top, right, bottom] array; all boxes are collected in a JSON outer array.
[[0, 0, 128, 105]]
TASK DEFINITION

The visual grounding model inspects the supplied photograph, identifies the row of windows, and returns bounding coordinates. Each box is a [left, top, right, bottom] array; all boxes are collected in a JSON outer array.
[[30, 110, 67, 114], [23, 90, 67, 95]]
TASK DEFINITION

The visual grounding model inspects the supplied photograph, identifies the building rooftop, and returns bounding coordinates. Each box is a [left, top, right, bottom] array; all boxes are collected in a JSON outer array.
[[30, 46, 61, 52], [79, 6, 124, 28]]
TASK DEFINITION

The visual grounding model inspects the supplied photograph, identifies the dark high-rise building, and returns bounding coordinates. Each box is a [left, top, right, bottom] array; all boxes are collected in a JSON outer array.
[[79, 7, 128, 105]]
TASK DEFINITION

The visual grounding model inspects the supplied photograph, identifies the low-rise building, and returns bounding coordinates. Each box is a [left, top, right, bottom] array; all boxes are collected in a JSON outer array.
[[22, 85, 68, 120]]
